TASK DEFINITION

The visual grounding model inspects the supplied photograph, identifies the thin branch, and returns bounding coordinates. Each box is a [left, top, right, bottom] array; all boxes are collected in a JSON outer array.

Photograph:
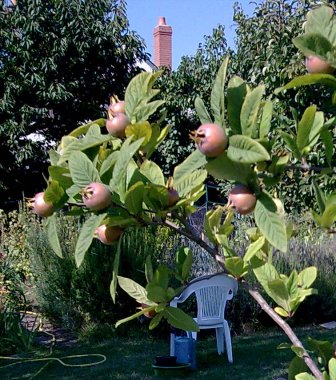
[[242, 281, 323, 380], [159, 218, 221, 263], [286, 163, 336, 174]]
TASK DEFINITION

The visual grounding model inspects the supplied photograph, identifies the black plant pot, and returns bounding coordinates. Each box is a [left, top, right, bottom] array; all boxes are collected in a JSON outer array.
[[155, 355, 177, 367]]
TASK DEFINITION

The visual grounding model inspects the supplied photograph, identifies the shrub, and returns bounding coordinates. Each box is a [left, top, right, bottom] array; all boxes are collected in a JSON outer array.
[[0, 206, 32, 280], [27, 213, 182, 331], [0, 257, 35, 355]]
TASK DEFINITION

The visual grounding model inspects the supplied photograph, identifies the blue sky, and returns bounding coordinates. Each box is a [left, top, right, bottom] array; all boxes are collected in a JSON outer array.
[[126, 0, 256, 70]]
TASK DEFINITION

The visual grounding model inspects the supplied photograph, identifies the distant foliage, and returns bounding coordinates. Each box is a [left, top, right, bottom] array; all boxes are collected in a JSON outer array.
[[231, 0, 336, 211], [0, 0, 148, 206]]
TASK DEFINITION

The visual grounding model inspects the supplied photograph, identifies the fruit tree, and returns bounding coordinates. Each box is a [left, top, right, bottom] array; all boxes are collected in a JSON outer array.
[[31, 5, 336, 380]]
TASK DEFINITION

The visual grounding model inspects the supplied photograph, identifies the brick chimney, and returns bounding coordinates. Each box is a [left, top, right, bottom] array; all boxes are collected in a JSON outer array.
[[153, 16, 172, 69]]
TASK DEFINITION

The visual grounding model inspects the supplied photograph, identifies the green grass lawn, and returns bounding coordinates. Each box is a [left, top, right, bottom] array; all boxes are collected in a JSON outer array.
[[1, 325, 335, 380]]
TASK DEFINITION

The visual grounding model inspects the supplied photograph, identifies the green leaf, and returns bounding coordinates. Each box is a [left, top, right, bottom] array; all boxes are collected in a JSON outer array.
[[308, 111, 324, 148], [312, 179, 326, 214], [298, 267, 317, 289], [204, 206, 223, 244], [211, 57, 229, 127], [305, 5, 336, 46], [307, 337, 334, 369], [176, 247, 193, 282], [295, 373, 317, 380], [163, 306, 199, 332], [174, 169, 207, 198], [240, 85, 265, 137], [293, 33, 333, 60], [274, 306, 289, 317], [227, 76, 248, 135], [276, 73, 336, 94], [288, 356, 309, 380], [259, 100, 273, 138], [117, 276, 151, 304], [45, 215, 63, 258], [110, 137, 144, 196], [49, 149, 61, 166], [59, 133, 115, 164], [321, 203, 336, 228], [268, 154, 290, 176], [254, 262, 280, 301], [146, 283, 167, 303], [44, 180, 66, 207], [125, 72, 154, 118], [268, 279, 289, 303], [227, 135, 270, 163], [125, 121, 152, 146], [195, 97, 212, 124], [68, 151, 100, 188], [143, 184, 169, 211], [145, 255, 154, 283], [244, 236, 266, 262], [173, 149, 207, 183], [100, 151, 120, 178], [254, 192, 287, 252], [48, 166, 73, 190], [110, 239, 121, 303], [140, 159, 165, 185], [75, 213, 107, 267], [134, 100, 165, 123], [124, 182, 144, 215], [69, 119, 106, 137], [206, 151, 253, 184], [149, 313, 163, 330], [153, 265, 170, 290], [329, 358, 336, 380], [279, 131, 301, 159], [182, 253, 193, 282], [225, 257, 248, 278], [297, 105, 317, 152], [125, 71, 163, 123], [320, 129, 334, 166], [144, 124, 171, 158]]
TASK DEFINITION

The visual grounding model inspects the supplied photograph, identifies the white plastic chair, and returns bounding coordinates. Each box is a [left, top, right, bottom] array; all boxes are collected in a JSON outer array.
[[170, 272, 238, 363]]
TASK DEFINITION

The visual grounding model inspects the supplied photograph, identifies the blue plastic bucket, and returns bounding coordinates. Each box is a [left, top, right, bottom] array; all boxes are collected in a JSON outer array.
[[174, 333, 196, 369]]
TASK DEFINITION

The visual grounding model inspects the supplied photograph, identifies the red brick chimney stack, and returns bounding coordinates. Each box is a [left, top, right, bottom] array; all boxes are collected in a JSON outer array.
[[153, 16, 172, 69]]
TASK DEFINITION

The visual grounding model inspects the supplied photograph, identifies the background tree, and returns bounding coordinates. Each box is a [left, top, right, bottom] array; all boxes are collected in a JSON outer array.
[[0, 0, 148, 208], [231, 0, 336, 211]]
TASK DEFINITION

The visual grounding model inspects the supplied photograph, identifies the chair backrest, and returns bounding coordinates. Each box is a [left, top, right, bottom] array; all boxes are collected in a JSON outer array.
[[171, 273, 238, 325]]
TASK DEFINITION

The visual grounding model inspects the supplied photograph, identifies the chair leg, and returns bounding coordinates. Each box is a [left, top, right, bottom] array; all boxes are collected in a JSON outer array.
[[223, 320, 233, 363], [170, 332, 175, 356], [191, 331, 198, 341], [215, 327, 224, 355]]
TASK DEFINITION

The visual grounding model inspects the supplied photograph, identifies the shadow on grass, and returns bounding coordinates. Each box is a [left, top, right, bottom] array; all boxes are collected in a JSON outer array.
[[1, 326, 335, 380]]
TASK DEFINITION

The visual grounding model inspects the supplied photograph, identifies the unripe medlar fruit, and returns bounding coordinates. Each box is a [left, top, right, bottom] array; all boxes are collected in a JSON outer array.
[[228, 184, 257, 215], [191, 123, 228, 158], [140, 303, 157, 319], [109, 101, 126, 115], [32, 192, 54, 217], [95, 225, 123, 245], [168, 188, 179, 206], [305, 56, 334, 74], [82, 182, 112, 211], [106, 113, 130, 138]]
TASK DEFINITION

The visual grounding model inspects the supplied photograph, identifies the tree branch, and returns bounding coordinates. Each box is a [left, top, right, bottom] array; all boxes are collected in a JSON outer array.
[[242, 281, 322, 380], [159, 218, 222, 266]]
